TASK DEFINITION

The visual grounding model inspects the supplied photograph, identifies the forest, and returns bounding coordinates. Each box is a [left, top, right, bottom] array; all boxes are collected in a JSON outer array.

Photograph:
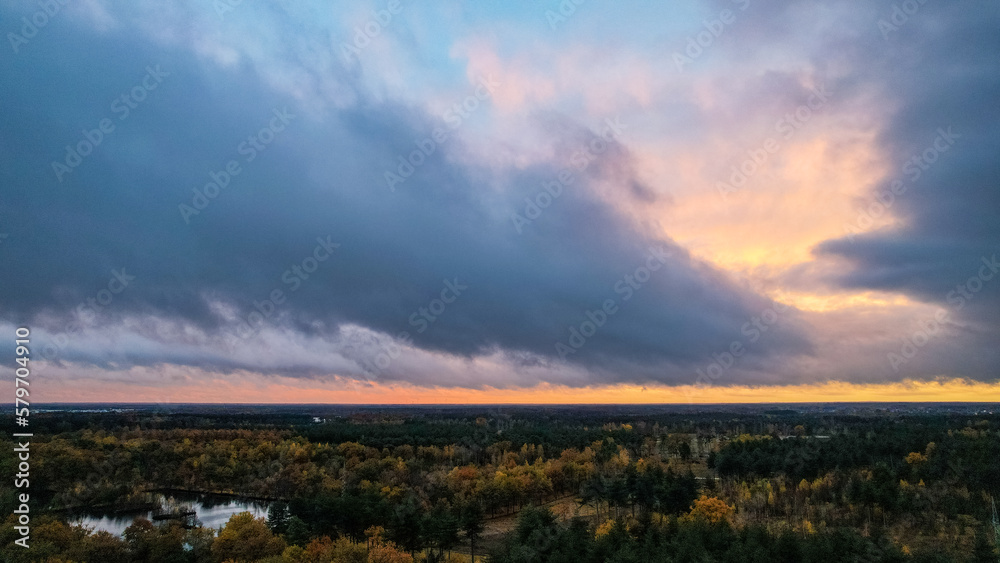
[[1, 403, 998, 562]]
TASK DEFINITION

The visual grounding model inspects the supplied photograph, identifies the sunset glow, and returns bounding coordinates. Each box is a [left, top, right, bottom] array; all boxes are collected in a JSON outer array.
[[31, 378, 1000, 406]]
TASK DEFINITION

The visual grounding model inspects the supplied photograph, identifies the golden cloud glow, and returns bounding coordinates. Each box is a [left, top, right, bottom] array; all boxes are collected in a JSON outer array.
[[769, 289, 916, 313], [660, 133, 890, 273]]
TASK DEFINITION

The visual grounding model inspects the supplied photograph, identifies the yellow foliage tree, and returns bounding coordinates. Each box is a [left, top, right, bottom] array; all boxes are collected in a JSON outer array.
[[595, 520, 615, 539], [684, 495, 734, 525], [211, 512, 286, 563]]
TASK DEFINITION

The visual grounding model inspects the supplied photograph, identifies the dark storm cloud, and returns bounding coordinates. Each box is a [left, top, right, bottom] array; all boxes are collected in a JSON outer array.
[[0, 3, 812, 386], [689, 0, 1000, 382], [804, 2, 1000, 325]]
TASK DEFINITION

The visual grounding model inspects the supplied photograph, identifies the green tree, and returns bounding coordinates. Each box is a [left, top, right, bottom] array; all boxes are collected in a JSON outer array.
[[285, 515, 311, 547], [678, 441, 692, 462], [427, 503, 460, 560], [267, 501, 289, 535], [460, 502, 485, 562], [388, 496, 425, 555]]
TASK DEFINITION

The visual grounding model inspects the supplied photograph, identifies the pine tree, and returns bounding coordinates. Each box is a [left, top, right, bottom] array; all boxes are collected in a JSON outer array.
[[461, 502, 485, 562], [267, 501, 289, 535]]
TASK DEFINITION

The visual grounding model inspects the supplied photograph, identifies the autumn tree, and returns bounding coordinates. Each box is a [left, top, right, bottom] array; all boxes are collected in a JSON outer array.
[[211, 512, 286, 562], [684, 495, 734, 525]]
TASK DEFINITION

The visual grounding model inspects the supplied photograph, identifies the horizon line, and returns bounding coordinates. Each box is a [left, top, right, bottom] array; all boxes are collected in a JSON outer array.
[[18, 400, 1000, 406]]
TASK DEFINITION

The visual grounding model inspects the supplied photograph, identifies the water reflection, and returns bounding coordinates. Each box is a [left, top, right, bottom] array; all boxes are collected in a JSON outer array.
[[71, 491, 271, 536]]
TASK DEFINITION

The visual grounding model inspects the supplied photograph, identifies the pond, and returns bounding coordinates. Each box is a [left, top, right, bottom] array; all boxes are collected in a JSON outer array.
[[71, 491, 273, 536]]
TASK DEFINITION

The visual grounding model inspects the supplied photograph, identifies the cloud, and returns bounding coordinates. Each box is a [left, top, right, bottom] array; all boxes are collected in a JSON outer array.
[[1, 0, 997, 394], [807, 2, 1000, 329], [0, 0, 816, 391]]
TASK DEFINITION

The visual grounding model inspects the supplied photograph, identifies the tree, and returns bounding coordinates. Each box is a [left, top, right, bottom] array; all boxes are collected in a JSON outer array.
[[971, 525, 998, 563], [285, 515, 311, 547], [388, 497, 425, 555], [369, 542, 414, 563], [185, 525, 217, 562], [289, 535, 366, 563], [120, 518, 188, 563], [678, 441, 692, 463], [211, 512, 286, 562], [460, 502, 485, 562], [367, 526, 414, 563], [267, 501, 289, 535], [580, 475, 607, 523], [427, 503, 460, 560], [81, 530, 130, 563], [123, 517, 157, 561], [683, 495, 733, 525], [775, 528, 804, 563]]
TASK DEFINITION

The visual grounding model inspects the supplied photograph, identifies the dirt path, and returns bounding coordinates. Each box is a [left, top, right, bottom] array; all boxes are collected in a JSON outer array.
[[446, 495, 596, 561]]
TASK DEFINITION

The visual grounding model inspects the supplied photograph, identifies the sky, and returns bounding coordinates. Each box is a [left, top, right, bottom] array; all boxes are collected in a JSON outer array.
[[1, 0, 998, 404]]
